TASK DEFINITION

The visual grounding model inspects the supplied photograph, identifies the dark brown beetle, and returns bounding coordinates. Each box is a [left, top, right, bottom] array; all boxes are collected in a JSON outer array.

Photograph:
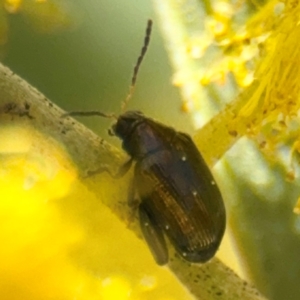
[[112, 110, 225, 265], [65, 20, 226, 265]]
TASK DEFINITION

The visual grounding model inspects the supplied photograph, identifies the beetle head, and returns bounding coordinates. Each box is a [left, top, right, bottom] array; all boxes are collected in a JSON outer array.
[[112, 110, 144, 139]]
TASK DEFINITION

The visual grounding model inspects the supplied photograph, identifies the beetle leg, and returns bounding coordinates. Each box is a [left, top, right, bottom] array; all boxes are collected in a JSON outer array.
[[127, 174, 139, 208], [86, 164, 112, 177], [139, 202, 168, 266], [87, 158, 133, 179], [114, 158, 133, 178], [125, 175, 142, 227]]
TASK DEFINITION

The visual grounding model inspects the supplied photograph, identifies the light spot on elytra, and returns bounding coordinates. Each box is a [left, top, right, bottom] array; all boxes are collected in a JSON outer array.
[[211, 180, 216, 185], [181, 156, 187, 161], [165, 225, 170, 230], [192, 191, 198, 196], [183, 252, 187, 257]]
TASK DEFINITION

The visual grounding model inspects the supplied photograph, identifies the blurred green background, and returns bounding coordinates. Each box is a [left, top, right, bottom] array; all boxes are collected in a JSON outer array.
[[3, 0, 192, 140]]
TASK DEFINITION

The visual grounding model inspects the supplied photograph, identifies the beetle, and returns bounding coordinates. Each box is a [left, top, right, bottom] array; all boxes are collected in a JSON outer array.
[[65, 19, 226, 265]]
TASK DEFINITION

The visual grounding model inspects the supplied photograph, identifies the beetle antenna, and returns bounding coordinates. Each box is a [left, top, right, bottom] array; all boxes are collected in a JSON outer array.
[[62, 111, 117, 119], [62, 20, 152, 120], [122, 19, 153, 111]]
